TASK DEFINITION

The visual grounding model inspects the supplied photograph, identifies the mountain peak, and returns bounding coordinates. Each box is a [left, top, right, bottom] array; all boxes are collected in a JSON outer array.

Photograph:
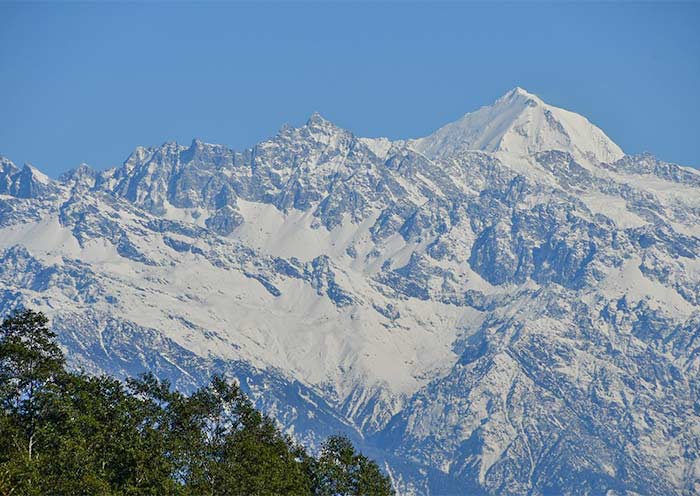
[[512, 86, 532, 95], [22, 163, 51, 185], [59, 163, 98, 187], [410, 88, 623, 164], [0, 156, 18, 173], [502, 86, 541, 102], [306, 111, 333, 127], [300, 112, 349, 143]]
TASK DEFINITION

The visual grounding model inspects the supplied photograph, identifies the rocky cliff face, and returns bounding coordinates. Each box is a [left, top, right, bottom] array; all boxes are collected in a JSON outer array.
[[1, 88, 699, 495]]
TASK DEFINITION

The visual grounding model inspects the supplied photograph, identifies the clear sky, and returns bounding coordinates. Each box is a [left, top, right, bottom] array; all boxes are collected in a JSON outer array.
[[1, 2, 699, 177]]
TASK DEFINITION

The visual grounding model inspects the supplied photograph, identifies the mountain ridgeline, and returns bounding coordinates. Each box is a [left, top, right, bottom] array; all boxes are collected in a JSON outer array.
[[1, 88, 699, 495]]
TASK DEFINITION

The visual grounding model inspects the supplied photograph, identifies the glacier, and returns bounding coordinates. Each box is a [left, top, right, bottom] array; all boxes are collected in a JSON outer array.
[[1, 88, 699, 495]]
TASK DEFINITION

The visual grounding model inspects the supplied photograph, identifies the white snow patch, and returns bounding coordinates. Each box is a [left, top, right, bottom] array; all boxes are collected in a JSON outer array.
[[580, 191, 647, 228]]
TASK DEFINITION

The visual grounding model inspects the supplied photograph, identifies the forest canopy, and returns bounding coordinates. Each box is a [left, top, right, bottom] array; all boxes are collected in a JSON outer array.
[[0, 308, 394, 496]]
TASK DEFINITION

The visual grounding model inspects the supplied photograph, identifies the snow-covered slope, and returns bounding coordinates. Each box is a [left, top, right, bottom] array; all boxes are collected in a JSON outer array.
[[1, 88, 699, 495], [410, 87, 624, 164]]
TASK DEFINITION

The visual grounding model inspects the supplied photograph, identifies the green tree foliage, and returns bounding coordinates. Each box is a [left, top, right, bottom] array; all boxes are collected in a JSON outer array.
[[0, 308, 65, 494], [0, 309, 394, 496], [312, 435, 395, 496]]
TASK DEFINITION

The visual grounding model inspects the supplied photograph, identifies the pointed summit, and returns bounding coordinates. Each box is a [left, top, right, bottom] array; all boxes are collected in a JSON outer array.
[[410, 88, 623, 164], [300, 111, 349, 144], [21, 163, 52, 185], [306, 111, 333, 127], [515, 86, 537, 97], [0, 156, 19, 194], [59, 163, 98, 189], [0, 156, 19, 174], [502, 86, 541, 102], [0, 163, 55, 198]]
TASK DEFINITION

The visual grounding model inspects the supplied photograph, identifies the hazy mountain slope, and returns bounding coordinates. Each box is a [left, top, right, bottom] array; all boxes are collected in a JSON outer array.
[[1, 88, 699, 495]]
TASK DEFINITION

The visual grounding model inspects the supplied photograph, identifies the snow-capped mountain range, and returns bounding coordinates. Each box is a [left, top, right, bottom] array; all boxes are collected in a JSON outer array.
[[1, 87, 699, 495]]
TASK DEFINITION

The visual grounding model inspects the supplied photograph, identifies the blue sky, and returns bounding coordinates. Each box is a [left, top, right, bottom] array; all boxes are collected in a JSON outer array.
[[1, 2, 699, 176]]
